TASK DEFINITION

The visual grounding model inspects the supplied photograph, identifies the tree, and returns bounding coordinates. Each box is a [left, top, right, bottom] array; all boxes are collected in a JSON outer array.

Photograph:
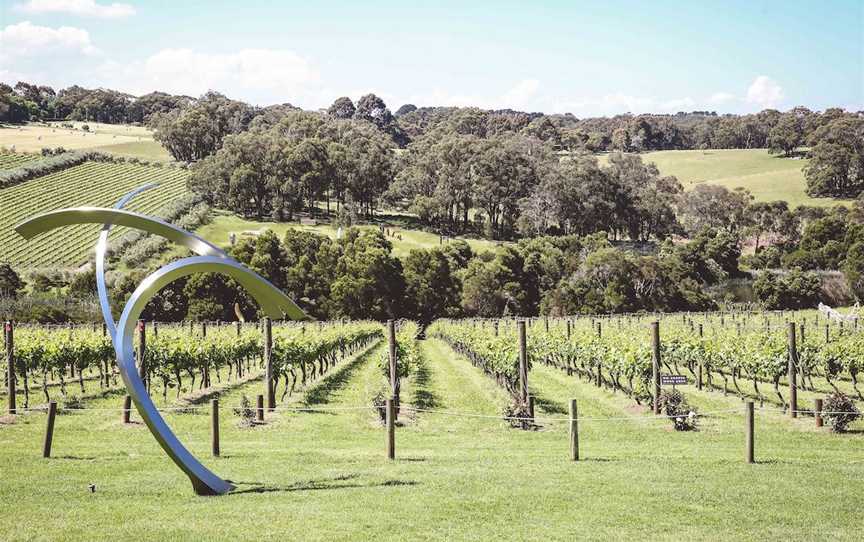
[[606, 153, 682, 241], [395, 104, 417, 117], [327, 97, 355, 119], [767, 113, 802, 156], [0, 264, 23, 297], [150, 92, 256, 162], [678, 184, 752, 235], [328, 229, 405, 319], [461, 254, 525, 317], [354, 94, 389, 125], [804, 117, 864, 197], [842, 241, 864, 301], [403, 249, 461, 322]]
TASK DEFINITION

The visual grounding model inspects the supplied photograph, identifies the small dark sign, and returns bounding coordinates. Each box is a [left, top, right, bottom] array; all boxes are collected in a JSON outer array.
[[661, 374, 688, 386]]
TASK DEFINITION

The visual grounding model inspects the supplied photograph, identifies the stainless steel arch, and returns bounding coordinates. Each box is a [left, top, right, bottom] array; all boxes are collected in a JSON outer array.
[[97, 184, 158, 338], [15, 203, 309, 495]]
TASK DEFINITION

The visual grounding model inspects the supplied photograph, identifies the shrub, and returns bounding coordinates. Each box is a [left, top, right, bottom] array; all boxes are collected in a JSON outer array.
[[503, 401, 537, 430], [657, 389, 698, 431], [823, 392, 860, 433], [232, 394, 256, 427], [371, 391, 387, 424], [753, 269, 822, 309]]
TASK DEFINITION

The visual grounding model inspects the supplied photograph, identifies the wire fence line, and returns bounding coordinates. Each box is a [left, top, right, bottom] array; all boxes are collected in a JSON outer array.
[[11, 403, 855, 422]]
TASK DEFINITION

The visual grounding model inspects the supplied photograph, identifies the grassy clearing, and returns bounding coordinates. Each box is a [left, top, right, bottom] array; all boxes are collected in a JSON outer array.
[[195, 210, 507, 260], [0, 123, 172, 162], [641, 149, 851, 208], [0, 337, 861, 540]]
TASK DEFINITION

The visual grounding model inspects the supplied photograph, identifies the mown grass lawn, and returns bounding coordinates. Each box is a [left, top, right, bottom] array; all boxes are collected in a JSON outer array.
[[0, 338, 861, 541]]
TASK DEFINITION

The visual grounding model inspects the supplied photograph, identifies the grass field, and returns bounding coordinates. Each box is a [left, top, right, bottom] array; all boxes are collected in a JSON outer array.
[[196, 210, 507, 259], [0, 335, 860, 541], [0, 123, 172, 162], [0, 160, 188, 267], [640, 149, 852, 208]]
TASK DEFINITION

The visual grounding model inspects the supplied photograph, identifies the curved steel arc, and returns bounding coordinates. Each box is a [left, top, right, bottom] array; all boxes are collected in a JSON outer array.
[[15, 207, 227, 258], [97, 184, 159, 339], [15, 205, 310, 495], [117, 256, 305, 495]]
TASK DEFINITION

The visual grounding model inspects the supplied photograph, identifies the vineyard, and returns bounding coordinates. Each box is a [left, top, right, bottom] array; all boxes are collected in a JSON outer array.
[[3, 320, 382, 409], [429, 310, 864, 421], [0, 159, 189, 267], [1, 312, 862, 540], [0, 151, 40, 171]]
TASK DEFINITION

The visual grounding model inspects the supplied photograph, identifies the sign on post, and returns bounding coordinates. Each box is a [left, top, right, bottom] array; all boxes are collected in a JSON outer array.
[[660, 374, 688, 386]]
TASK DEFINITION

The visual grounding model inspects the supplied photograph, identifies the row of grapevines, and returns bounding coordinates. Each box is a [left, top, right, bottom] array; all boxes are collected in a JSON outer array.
[[428, 319, 524, 399], [270, 321, 383, 401], [5, 321, 382, 407], [377, 320, 420, 402]]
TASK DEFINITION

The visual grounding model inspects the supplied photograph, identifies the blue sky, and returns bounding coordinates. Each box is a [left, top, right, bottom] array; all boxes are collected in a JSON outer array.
[[1, 0, 862, 116]]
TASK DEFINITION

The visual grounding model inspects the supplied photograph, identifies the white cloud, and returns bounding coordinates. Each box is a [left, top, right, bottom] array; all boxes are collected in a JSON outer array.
[[0, 21, 100, 61], [14, 0, 135, 19], [708, 92, 736, 105], [746, 75, 784, 108], [398, 79, 543, 111], [498, 79, 540, 109], [100, 48, 319, 104], [659, 97, 695, 111]]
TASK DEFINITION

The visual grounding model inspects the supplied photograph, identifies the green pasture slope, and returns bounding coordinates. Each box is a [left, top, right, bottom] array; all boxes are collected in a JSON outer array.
[[0, 158, 188, 268], [643, 149, 852, 208], [0, 336, 861, 540], [195, 210, 506, 260]]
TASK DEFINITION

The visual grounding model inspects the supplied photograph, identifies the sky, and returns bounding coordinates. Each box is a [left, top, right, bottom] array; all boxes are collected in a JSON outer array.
[[1, 0, 862, 116]]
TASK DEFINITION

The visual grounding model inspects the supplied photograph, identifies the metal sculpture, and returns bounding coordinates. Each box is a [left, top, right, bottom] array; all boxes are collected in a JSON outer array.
[[14, 187, 308, 495]]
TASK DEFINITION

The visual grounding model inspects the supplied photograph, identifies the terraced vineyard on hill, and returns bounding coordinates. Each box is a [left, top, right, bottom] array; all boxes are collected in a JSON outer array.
[[0, 151, 41, 170], [0, 159, 189, 267]]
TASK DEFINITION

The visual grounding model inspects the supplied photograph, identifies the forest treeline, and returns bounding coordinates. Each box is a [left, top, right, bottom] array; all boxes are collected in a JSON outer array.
[[3, 81, 863, 202]]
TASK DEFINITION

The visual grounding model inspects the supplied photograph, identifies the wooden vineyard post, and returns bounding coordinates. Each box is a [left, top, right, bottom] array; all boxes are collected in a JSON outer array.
[[745, 401, 754, 464], [518, 320, 528, 405], [152, 321, 158, 339], [386, 398, 395, 460], [264, 317, 274, 411], [527, 395, 535, 421], [697, 324, 704, 391], [388, 320, 398, 418], [825, 324, 830, 343], [211, 399, 220, 457], [235, 321, 241, 337], [569, 399, 579, 461], [566, 319, 572, 340], [5, 321, 15, 415], [43, 401, 57, 458], [122, 395, 132, 424], [814, 398, 823, 428], [595, 321, 603, 387], [494, 321, 499, 337], [652, 321, 661, 415], [787, 322, 798, 418], [256, 394, 265, 422], [544, 317, 549, 333]]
